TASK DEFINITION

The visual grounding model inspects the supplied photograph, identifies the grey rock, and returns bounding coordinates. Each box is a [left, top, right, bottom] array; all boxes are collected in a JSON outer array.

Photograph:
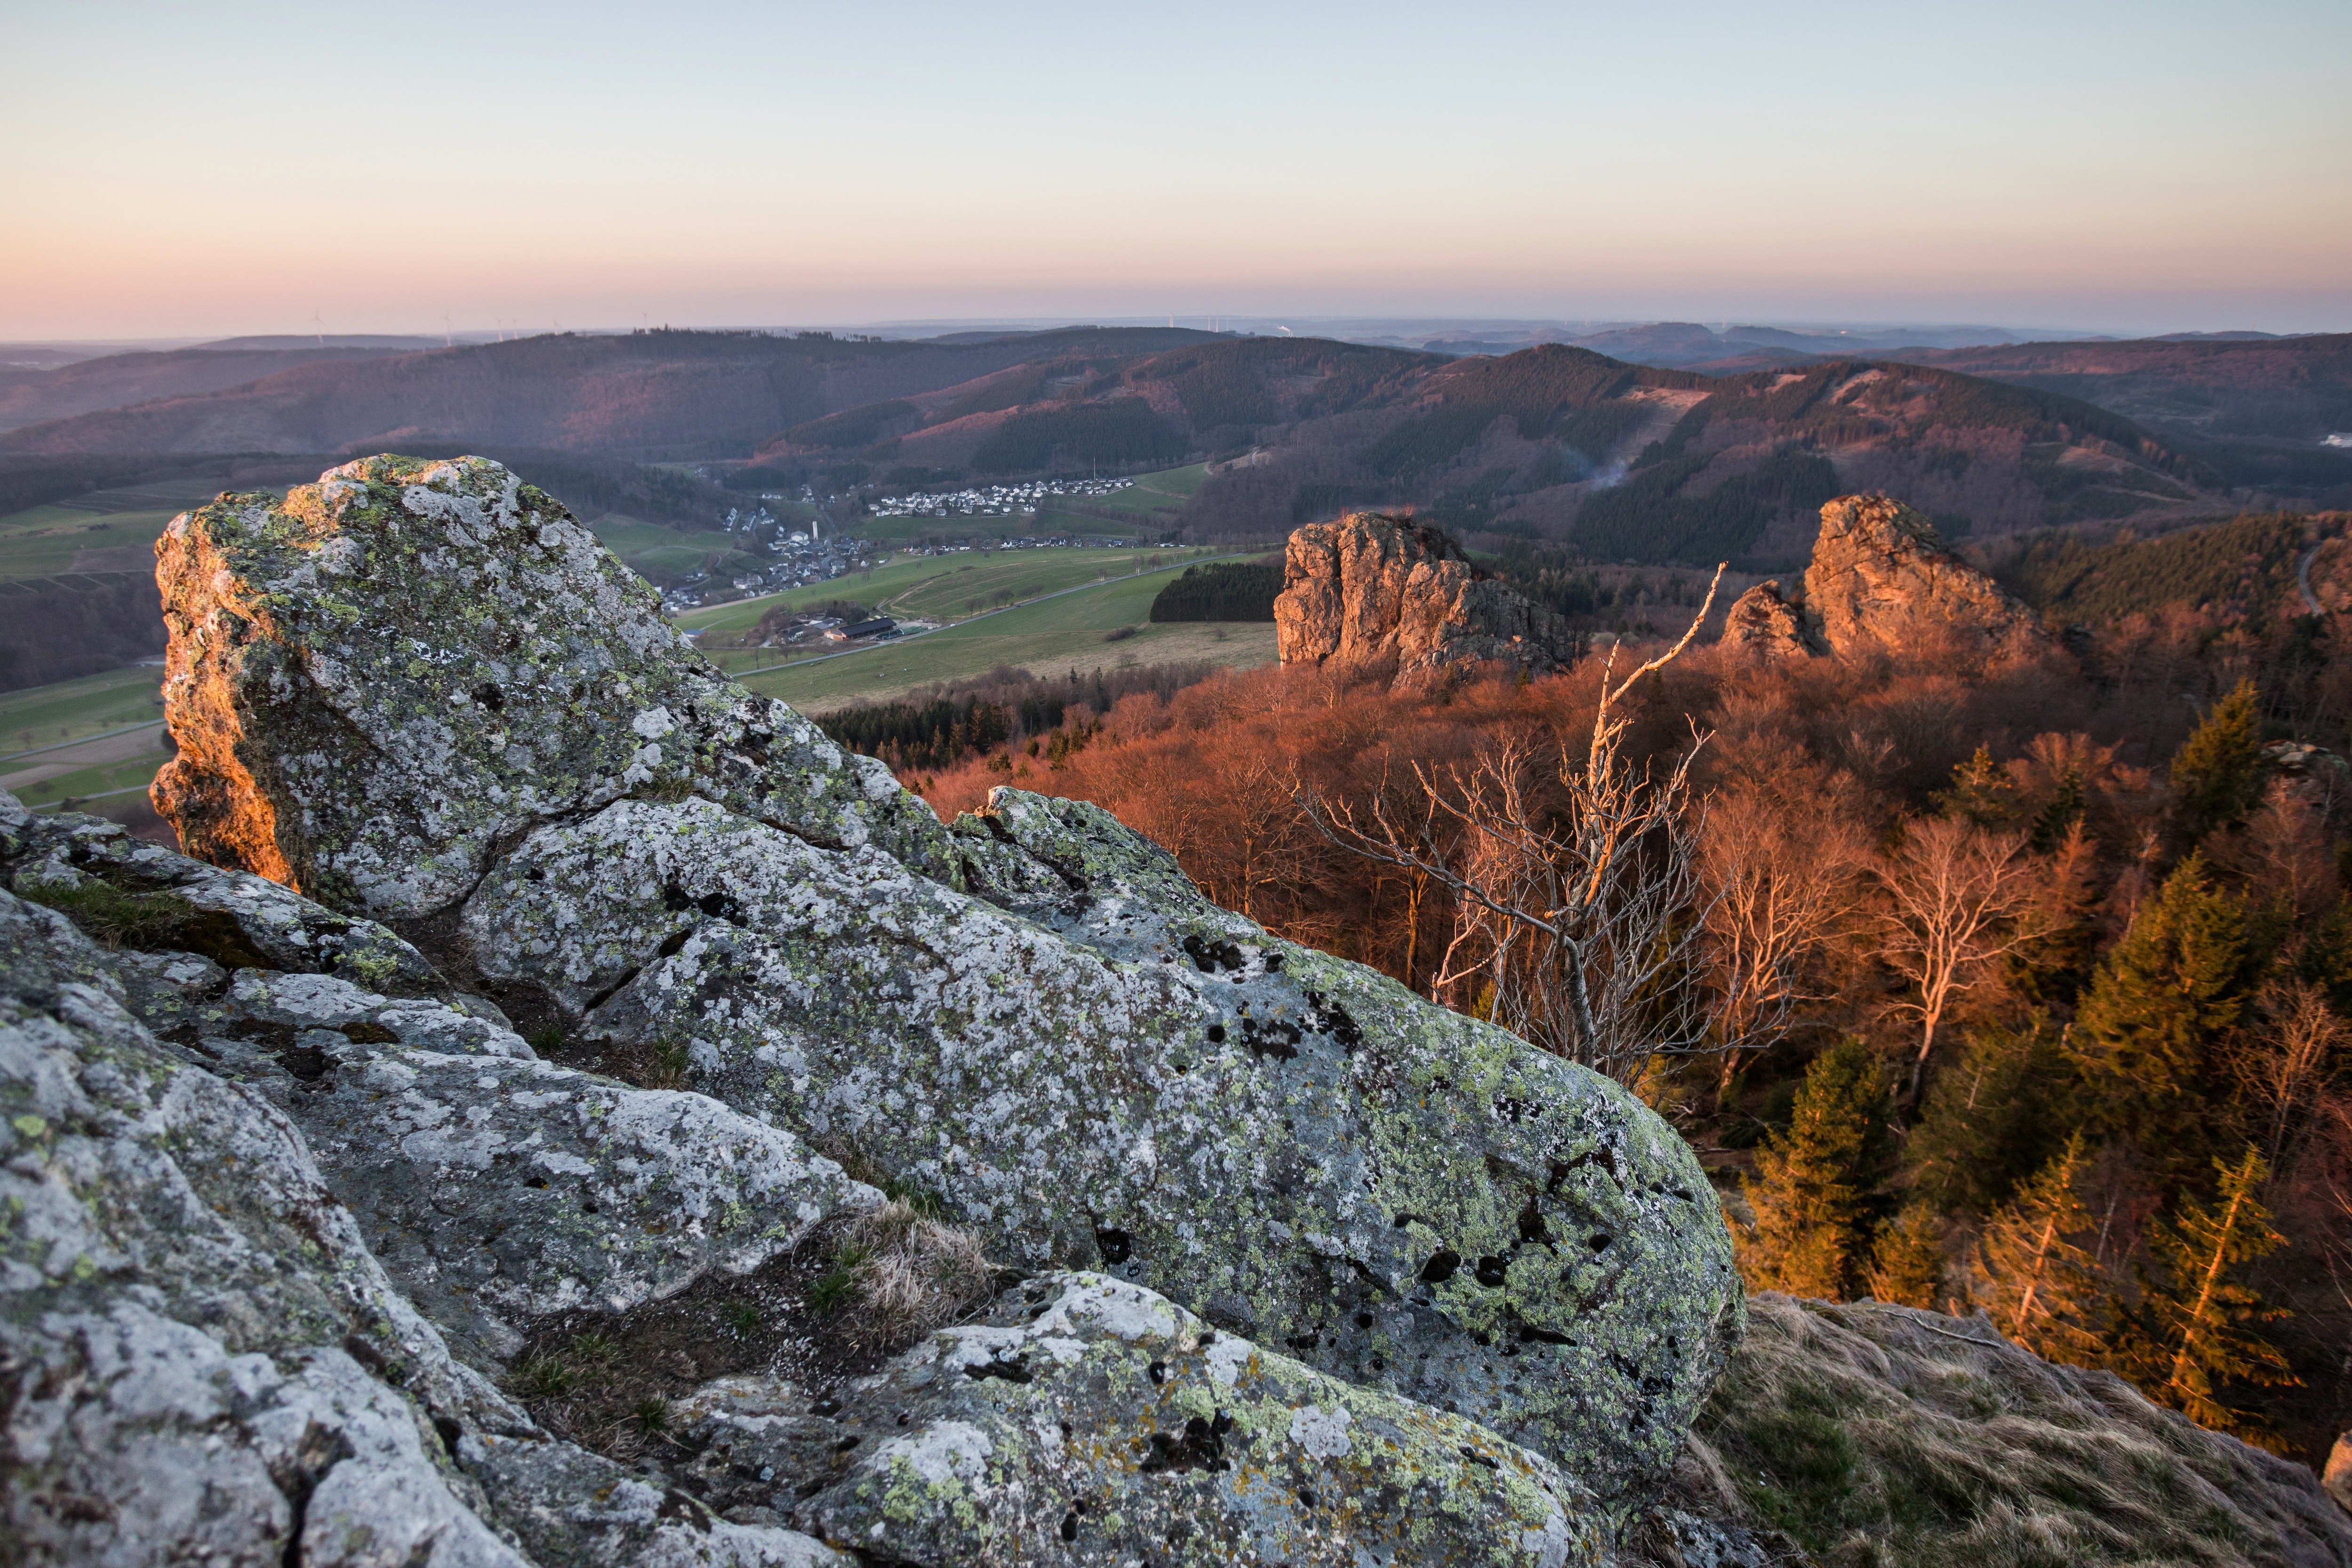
[[281, 1042, 876, 1368], [150, 454, 953, 921], [456, 789, 1742, 1518], [0, 844, 851, 1568], [3, 798, 446, 995], [779, 1270, 1608, 1566]]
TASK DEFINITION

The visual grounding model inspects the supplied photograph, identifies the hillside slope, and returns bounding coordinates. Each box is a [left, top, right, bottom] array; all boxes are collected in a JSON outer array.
[[0, 344, 417, 432], [0, 326, 1217, 461], [1909, 334, 2352, 502]]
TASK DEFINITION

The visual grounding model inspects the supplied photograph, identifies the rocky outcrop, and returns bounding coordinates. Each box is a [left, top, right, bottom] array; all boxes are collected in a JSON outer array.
[[139, 457, 1743, 1538], [1718, 580, 1821, 660], [1803, 494, 2050, 660], [151, 455, 950, 921], [779, 1272, 1607, 1566], [0, 802, 860, 1568], [1717, 495, 2054, 664], [1276, 512, 1580, 682]]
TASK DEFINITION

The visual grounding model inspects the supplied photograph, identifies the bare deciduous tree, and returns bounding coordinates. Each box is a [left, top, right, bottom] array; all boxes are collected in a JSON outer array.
[[1873, 815, 2044, 1102], [2235, 982, 2349, 1167], [1697, 783, 1868, 1085], [1296, 569, 1727, 1086]]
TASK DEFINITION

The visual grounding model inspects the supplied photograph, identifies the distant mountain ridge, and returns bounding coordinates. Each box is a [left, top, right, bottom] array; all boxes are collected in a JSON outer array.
[[0, 328, 2264, 568]]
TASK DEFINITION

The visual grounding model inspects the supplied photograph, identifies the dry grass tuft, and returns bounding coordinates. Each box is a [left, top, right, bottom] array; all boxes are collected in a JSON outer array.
[[815, 1200, 1002, 1350], [1679, 1294, 2352, 1568]]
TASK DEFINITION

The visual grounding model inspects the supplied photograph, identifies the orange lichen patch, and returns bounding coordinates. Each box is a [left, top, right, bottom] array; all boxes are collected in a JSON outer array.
[[149, 503, 301, 892]]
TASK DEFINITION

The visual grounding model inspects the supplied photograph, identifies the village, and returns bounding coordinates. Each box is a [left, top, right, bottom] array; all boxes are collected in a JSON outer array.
[[865, 475, 1134, 519]]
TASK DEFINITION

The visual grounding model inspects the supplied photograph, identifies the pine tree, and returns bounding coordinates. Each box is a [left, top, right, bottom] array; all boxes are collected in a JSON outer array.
[[2170, 678, 2266, 840], [1972, 1131, 2105, 1362], [2116, 1147, 2296, 1446], [1737, 1039, 1893, 1300], [2071, 852, 2252, 1181], [1867, 1205, 1948, 1310]]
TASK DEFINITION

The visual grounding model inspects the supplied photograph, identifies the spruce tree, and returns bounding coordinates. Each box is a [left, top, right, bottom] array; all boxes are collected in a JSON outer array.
[[2071, 852, 2252, 1181], [2116, 1147, 2295, 1447], [1906, 1020, 2071, 1215], [1867, 1205, 1948, 1310], [1937, 745, 2022, 827], [2170, 678, 2266, 840], [1972, 1131, 2105, 1362], [1737, 1039, 1893, 1300]]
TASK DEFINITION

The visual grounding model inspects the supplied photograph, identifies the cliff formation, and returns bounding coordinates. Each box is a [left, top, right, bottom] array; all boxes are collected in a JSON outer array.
[[1721, 494, 2053, 662], [1276, 512, 1580, 683]]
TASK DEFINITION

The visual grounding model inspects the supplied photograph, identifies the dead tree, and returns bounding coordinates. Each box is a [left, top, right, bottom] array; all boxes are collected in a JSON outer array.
[[1297, 568, 1727, 1086]]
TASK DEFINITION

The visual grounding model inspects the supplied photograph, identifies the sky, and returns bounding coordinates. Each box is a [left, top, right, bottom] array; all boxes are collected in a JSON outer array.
[[3, 0, 2348, 340]]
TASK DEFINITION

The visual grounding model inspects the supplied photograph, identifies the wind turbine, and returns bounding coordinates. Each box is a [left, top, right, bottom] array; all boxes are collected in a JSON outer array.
[[442, 311, 454, 349], [310, 309, 325, 347]]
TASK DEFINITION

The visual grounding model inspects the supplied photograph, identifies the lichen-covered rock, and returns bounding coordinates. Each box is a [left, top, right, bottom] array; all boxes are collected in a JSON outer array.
[[1718, 580, 1820, 660], [1801, 494, 2050, 661], [454, 790, 1741, 1518], [5, 801, 445, 995], [0, 803, 858, 1568], [1275, 512, 1580, 684], [270, 1042, 876, 1369], [782, 1272, 1608, 1566], [151, 454, 953, 919]]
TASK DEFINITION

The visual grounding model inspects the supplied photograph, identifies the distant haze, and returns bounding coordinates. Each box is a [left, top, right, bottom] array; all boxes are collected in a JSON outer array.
[[3, 0, 2346, 339]]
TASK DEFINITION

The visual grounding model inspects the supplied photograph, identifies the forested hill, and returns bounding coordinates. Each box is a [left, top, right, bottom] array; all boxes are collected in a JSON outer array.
[[1906, 334, 2352, 504], [0, 327, 2239, 567], [0, 326, 1219, 462]]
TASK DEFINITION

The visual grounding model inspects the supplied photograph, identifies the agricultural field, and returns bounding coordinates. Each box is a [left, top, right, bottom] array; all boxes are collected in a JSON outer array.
[[0, 476, 233, 580], [0, 664, 170, 810], [585, 514, 763, 584], [682, 545, 1230, 672], [1029, 461, 1208, 536], [737, 562, 1279, 711]]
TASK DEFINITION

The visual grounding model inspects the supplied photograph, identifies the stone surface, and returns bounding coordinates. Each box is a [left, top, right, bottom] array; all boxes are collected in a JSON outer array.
[[1275, 512, 1580, 683], [452, 788, 1742, 1521], [0, 793, 859, 1568], [785, 1271, 1609, 1567], [151, 453, 952, 921], [1717, 581, 1820, 661], [1799, 493, 2050, 661], [145, 458, 1745, 1524]]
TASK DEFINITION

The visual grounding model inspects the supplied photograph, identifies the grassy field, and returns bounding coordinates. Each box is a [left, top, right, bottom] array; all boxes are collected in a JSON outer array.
[[0, 665, 171, 811], [0, 477, 252, 581], [0, 665, 165, 752], [736, 562, 1279, 711], [679, 545, 1226, 668], [587, 514, 763, 583], [1030, 461, 1208, 537]]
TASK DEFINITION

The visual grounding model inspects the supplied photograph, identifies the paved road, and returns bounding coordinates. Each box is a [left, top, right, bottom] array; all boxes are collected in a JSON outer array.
[[716, 549, 1258, 682], [2298, 544, 2326, 615]]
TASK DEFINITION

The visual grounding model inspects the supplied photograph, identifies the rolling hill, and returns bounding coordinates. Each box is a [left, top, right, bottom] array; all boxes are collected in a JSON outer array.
[[0, 326, 1216, 462], [0, 345, 420, 433], [1901, 334, 2352, 504], [0, 326, 2249, 569]]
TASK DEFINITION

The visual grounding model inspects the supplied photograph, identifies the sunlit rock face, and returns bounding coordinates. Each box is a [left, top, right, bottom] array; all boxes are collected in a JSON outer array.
[[1275, 512, 1581, 684], [141, 455, 1747, 1532]]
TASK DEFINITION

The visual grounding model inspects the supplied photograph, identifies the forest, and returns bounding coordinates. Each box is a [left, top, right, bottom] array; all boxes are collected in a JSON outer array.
[[1147, 560, 1282, 622], [839, 527, 2352, 1465]]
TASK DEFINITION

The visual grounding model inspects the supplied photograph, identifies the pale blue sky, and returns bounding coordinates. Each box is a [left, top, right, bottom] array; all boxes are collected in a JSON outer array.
[[3, 0, 2346, 336]]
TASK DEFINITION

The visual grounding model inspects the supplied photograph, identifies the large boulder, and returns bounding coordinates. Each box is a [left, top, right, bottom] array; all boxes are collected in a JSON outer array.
[[1800, 494, 2050, 661], [1275, 512, 1580, 683], [779, 1271, 1609, 1566], [151, 454, 951, 921], [0, 811, 855, 1568], [148, 456, 1747, 1523]]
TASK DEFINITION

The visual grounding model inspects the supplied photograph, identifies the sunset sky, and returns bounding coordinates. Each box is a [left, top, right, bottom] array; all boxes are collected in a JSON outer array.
[[5, 0, 2347, 339]]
